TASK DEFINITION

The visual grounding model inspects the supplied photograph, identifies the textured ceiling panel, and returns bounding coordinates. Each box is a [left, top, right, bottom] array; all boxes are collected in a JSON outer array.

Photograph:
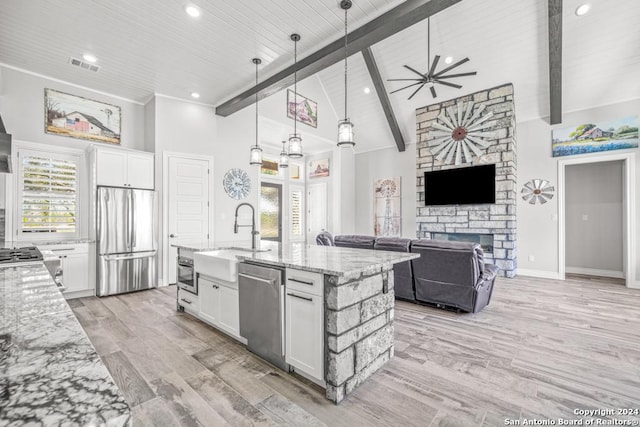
[[0, 0, 638, 154]]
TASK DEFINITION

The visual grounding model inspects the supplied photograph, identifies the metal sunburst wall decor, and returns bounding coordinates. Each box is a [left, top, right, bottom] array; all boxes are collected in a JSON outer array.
[[429, 100, 495, 165], [387, 17, 476, 100], [521, 179, 555, 204]]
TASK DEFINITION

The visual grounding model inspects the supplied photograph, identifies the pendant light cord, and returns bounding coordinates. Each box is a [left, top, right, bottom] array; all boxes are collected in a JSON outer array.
[[344, 6, 348, 121], [294, 37, 298, 136], [255, 61, 259, 148]]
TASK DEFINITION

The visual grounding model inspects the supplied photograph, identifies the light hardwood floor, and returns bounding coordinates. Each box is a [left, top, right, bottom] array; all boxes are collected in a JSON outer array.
[[71, 275, 640, 426]]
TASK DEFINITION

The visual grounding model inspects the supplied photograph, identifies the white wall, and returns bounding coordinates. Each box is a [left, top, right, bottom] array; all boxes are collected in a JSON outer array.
[[566, 161, 623, 273], [517, 98, 640, 283], [354, 144, 417, 238], [213, 104, 261, 243], [0, 66, 145, 151]]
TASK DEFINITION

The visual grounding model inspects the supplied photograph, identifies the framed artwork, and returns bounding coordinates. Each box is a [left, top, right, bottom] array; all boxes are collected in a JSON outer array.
[[552, 116, 638, 157], [309, 158, 329, 178], [374, 177, 401, 237], [287, 89, 318, 128], [45, 88, 121, 144]]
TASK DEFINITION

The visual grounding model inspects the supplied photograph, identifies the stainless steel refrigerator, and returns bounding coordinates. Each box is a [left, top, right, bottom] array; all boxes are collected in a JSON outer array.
[[97, 186, 157, 296]]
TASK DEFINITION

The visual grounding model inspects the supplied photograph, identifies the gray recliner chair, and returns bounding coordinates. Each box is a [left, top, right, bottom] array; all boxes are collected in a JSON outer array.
[[410, 239, 498, 313], [374, 237, 415, 301], [334, 235, 376, 250], [316, 231, 335, 246]]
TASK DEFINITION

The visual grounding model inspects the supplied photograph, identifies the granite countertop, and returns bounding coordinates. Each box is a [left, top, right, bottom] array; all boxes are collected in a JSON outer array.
[[0, 263, 130, 425], [0, 239, 95, 249], [234, 242, 419, 277]]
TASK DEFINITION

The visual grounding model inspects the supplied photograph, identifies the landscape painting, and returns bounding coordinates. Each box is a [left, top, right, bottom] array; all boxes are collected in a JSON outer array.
[[287, 89, 318, 128], [309, 158, 329, 178], [45, 88, 121, 144], [552, 116, 638, 157]]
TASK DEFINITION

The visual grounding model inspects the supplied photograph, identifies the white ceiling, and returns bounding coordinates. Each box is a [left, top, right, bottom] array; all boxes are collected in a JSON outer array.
[[1, 0, 639, 153]]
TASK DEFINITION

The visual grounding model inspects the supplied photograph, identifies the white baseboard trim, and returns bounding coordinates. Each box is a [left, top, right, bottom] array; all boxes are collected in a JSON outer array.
[[628, 280, 640, 290], [64, 289, 95, 300], [517, 269, 561, 280], [565, 267, 625, 279]]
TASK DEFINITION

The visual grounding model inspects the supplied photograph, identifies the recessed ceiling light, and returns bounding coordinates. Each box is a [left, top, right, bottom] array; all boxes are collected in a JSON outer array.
[[444, 56, 453, 64], [575, 4, 590, 16], [185, 4, 201, 17], [82, 53, 97, 63], [363, 87, 371, 94], [191, 92, 200, 99]]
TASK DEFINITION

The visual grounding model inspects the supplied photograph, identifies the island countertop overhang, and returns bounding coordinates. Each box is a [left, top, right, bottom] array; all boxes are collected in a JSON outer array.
[[233, 243, 419, 277]]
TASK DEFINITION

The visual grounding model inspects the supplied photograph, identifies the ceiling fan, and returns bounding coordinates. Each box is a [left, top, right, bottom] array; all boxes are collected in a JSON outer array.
[[387, 17, 477, 100]]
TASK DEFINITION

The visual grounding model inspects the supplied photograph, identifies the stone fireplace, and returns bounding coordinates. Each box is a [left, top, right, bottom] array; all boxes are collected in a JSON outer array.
[[415, 84, 517, 277]]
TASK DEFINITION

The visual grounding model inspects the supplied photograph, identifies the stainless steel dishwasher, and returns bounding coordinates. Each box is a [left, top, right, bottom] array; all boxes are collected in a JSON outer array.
[[238, 262, 288, 371]]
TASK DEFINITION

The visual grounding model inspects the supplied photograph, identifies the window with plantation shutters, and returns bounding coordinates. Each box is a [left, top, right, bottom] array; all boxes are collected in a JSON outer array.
[[18, 150, 79, 236], [290, 186, 304, 240]]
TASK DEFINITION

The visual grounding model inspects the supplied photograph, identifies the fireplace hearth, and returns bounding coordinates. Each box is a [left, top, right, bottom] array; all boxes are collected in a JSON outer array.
[[432, 232, 494, 253]]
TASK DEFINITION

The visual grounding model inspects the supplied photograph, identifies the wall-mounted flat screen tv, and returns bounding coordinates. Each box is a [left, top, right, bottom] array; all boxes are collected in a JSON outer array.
[[424, 164, 495, 205]]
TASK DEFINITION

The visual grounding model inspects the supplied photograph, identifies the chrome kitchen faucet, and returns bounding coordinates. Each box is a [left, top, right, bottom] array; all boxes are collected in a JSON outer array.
[[234, 203, 260, 250]]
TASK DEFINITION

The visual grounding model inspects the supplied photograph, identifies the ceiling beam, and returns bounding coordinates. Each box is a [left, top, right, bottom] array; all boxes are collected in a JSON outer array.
[[548, 0, 562, 125], [215, 0, 463, 117], [362, 48, 405, 152]]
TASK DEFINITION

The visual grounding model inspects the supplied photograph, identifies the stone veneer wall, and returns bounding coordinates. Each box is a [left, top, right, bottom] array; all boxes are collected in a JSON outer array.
[[415, 83, 517, 277], [324, 267, 395, 403]]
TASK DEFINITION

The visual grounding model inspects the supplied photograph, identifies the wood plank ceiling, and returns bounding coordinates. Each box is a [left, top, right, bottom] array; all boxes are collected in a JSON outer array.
[[0, 0, 639, 153]]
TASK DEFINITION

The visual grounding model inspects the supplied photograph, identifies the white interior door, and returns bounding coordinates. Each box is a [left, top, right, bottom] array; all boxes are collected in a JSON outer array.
[[307, 182, 327, 243], [167, 155, 211, 283]]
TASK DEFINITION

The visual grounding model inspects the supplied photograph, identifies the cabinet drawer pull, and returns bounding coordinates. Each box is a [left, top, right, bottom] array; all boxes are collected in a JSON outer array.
[[287, 292, 313, 302], [52, 248, 74, 252], [288, 278, 314, 286], [180, 298, 192, 305]]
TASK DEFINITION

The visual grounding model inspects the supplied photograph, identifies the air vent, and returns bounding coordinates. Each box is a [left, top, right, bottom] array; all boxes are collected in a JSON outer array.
[[68, 57, 100, 72]]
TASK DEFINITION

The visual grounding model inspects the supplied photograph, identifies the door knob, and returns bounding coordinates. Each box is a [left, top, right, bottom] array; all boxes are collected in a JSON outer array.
[[170, 234, 177, 238]]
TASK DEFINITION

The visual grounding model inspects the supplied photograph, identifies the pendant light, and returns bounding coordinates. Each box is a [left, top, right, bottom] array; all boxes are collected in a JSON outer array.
[[249, 58, 263, 166], [279, 140, 289, 168], [288, 33, 303, 158], [337, 0, 355, 147]]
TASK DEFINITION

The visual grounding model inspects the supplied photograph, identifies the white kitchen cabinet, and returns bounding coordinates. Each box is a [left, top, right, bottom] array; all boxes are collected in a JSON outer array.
[[218, 285, 240, 337], [285, 269, 324, 382], [126, 152, 155, 189], [95, 147, 154, 189], [38, 243, 92, 298], [178, 288, 200, 315], [198, 275, 220, 325], [62, 253, 90, 293], [197, 274, 240, 338]]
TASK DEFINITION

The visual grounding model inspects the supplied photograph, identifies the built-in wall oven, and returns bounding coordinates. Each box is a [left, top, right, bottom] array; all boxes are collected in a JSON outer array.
[[177, 256, 197, 294]]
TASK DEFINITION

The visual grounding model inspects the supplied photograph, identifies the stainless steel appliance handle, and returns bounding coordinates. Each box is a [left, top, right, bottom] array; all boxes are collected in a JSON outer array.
[[180, 298, 192, 305], [104, 251, 156, 262], [238, 273, 276, 285], [51, 248, 74, 252], [127, 190, 133, 251], [288, 277, 314, 286], [287, 292, 313, 302], [131, 191, 136, 249]]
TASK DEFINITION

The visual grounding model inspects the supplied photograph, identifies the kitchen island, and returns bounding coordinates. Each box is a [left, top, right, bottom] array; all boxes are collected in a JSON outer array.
[[185, 242, 418, 404], [0, 264, 130, 425]]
